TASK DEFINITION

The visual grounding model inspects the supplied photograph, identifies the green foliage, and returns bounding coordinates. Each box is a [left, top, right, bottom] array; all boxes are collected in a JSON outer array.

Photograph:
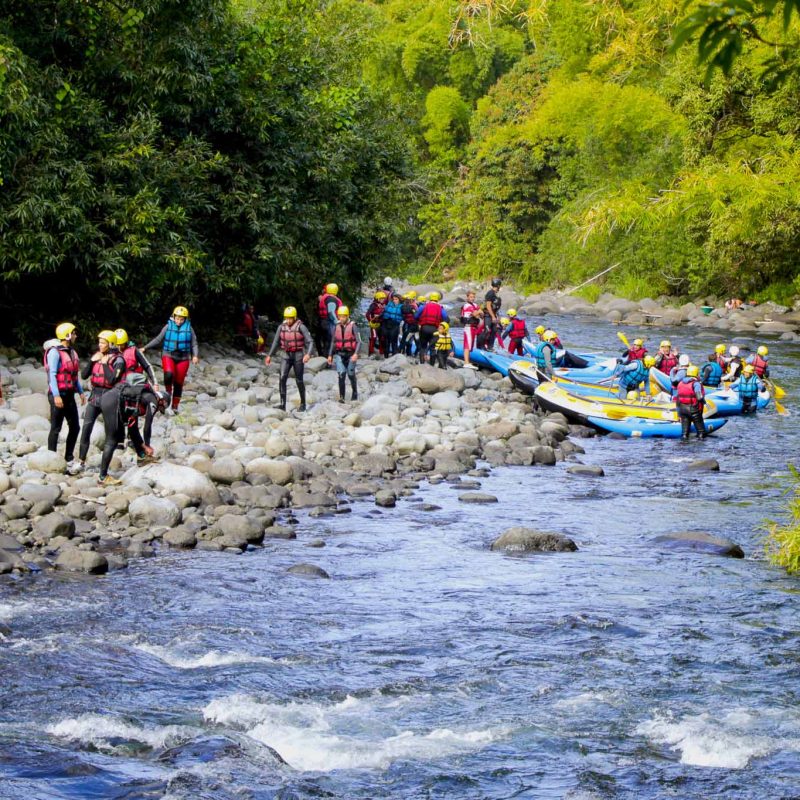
[[767, 464, 800, 575], [422, 86, 471, 162]]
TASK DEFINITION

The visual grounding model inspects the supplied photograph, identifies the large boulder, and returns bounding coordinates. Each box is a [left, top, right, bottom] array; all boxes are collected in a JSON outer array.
[[406, 365, 465, 394], [245, 458, 294, 485], [18, 483, 62, 506], [11, 393, 50, 419], [128, 495, 181, 528], [55, 549, 108, 574], [217, 514, 264, 544], [27, 449, 67, 474], [491, 527, 578, 553], [126, 463, 220, 505], [429, 390, 462, 412], [209, 456, 246, 485], [13, 369, 49, 393], [34, 513, 75, 541], [652, 531, 744, 558]]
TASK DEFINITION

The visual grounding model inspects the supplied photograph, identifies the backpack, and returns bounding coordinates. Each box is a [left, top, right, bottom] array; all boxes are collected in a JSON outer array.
[[41, 338, 61, 370], [120, 372, 151, 426]]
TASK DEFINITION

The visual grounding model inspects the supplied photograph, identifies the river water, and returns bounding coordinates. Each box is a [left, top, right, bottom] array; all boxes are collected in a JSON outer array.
[[2, 315, 800, 799]]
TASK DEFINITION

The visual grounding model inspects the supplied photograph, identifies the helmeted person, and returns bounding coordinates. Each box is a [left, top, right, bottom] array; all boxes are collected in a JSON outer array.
[[317, 283, 343, 358], [676, 365, 707, 440], [414, 290, 448, 365], [496, 316, 510, 351], [380, 291, 404, 357], [713, 343, 728, 368], [265, 306, 313, 411], [535, 330, 559, 378], [380, 276, 394, 295], [501, 309, 528, 356], [669, 353, 691, 398], [433, 321, 454, 369], [327, 305, 361, 402], [46, 322, 86, 465], [143, 305, 199, 413], [400, 291, 419, 356], [479, 278, 502, 351], [747, 345, 770, 378], [460, 290, 481, 368], [654, 340, 679, 375], [616, 354, 655, 400], [731, 362, 764, 414], [700, 352, 724, 388], [77, 330, 126, 470], [116, 328, 158, 446], [235, 302, 261, 353], [365, 290, 387, 356], [621, 338, 647, 364], [723, 345, 743, 381], [534, 324, 546, 342], [97, 376, 168, 486]]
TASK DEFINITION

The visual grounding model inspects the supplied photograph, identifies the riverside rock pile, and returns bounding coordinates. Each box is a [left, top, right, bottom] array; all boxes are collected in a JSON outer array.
[[0, 347, 590, 575]]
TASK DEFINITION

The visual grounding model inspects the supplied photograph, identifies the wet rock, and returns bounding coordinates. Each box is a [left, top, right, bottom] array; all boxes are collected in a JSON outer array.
[[306, 538, 326, 548], [217, 514, 264, 544], [263, 525, 297, 540], [652, 531, 744, 558], [55, 548, 108, 574], [687, 459, 720, 472], [491, 527, 578, 553], [27, 449, 67, 474], [406, 365, 465, 394], [128, 496, 181, 528], [375, 489, 397, 508], [566, 465, 605, 477], [163, 527, 198, 549], [209, 456, 246, 485], [532, 446, 557, 465], [290, 490, 336, 508], [422, 503, 441, 511], [287, 563, 330, 579], [34, 513, 75, 541], [458, 492, 498, 504], [352, 453, 397, 476]]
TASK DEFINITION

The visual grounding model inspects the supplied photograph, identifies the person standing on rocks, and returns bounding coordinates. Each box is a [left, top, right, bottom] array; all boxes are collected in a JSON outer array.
[[675, 365, 707, 439], [327, 305, 361, 402], [380, 292, 404, 357], [479, 278, 502, 351], [143, 305, 199, 414], [265, 306, 312, 411], [459, 290, 481, 368], [116, 328, 159, 446], [365, 290, 387, 356], [415, 290, 448, 365], [434, 322, 454, 369], [317, 283, 342, 358], [400, 291, 419, 356], [46, 322, 86, 466], [77, 330, 126, 471]]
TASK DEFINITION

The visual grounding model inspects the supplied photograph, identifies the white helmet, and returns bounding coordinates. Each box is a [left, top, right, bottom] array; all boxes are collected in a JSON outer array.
[[729, 345, 739, 356], [383, 276, 392, 287], [678, 354, 690, 367]]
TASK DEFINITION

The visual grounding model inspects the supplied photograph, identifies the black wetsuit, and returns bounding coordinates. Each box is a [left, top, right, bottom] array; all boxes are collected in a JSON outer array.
[[99, 385, 159, 478]]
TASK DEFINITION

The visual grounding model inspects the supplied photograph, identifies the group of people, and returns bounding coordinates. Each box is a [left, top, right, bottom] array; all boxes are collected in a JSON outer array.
[[614, 338, 772, 438], [44, 307, 199, 484]]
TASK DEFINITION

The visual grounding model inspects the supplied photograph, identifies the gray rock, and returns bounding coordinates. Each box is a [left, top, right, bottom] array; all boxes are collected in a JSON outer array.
[[209, 456, 246, 485], [34, 513, 75, 540], [2, 501, 31, 521], [127, 463, 220, 505], [128, 496, 181, 528], [306, 538, 326, 548], [55, 549, 108, 574], [406, 365, 465, 394], [491, 527, 578, 553], [163, 527, 197, 549], [11, 393, 50, 419], [652, 531, 744, 558], [217, 514, 264, 544], [687, 459, 720, 472], [532, 446, 557, 465], [566, 465, 605, 477], [287, 563, 330, 579], [18, 483, 62, 506], [13, 369, 49, 393], [352, 453, 397, 476], [263, 525, 297, 540], [246, 458, 294, 485], [458, 492, 498, 504], [27, 450, 67, 474], [375, 490, 397, 508], [378, 354, 410, 375], [476, 421, 519, 439], [290, 490, 336, 508], [0, 533, 23, 551]]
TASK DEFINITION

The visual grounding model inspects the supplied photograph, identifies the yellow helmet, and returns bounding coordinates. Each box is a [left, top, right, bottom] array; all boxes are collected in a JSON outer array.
[[325, 283, 338, 295], [375, 291, 387, 301], [633, 338, 644, 346], [337, 305, 350, 317], [257, 335, 264, 346], [283, 306, 297, 318], [627, 390, 639, 400], [429, 291, 442, 301], [98, 329, 117, 346], [507, 308, 517, 317], [686, 365, 699, 377], [407, 290, 417, 299], [644, 355, 656, 368], [173, 305, 189, 318], [757, 345, 768, 356], [56, 322, 76, 340], [743, 363, 755, 374], [114, 328, 129, 346], [417, 295, 427, 303], [660, 340, 671, 348], [543, 329, 557, 342], [715, 343, 726, 354], [535, 325, 545, 335], [439, 321, 450, 331], [500, 317, 510, 326]]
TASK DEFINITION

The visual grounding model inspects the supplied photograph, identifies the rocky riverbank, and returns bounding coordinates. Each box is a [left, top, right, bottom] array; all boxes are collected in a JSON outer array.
[[0, 347, 590, 576]]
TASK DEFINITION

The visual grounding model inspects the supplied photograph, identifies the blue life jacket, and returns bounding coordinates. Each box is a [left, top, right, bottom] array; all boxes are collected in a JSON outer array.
[[163, 319, 193, 355], [737, 374, 760, 400], [701, 360, 723, 387], [621, 359, 648, 389], [382, 302, 404, 323], [535, 340, 556, 370]]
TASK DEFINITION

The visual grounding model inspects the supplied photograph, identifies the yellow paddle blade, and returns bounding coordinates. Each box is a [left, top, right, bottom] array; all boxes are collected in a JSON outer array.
[[772, 382, 786, 400], [616, 330, 630, 349], [774, 397, 788, 415]]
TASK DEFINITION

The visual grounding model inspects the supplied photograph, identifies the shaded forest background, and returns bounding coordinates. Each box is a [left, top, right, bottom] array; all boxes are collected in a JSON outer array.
[[3, 0, 800, 342]]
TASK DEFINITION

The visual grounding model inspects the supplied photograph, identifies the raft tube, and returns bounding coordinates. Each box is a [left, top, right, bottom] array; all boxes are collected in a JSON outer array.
[[452, 339, 516, 376], [588, 415, 728, 439]]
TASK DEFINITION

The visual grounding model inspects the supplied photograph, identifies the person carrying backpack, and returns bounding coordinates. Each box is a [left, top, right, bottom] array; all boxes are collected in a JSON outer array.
[[45, 322, 86, 466]]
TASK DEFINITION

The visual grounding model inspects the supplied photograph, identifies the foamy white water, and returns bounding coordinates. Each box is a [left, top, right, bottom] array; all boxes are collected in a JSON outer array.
[[46, 713, 194, 752], [134, 641, 277, 669]]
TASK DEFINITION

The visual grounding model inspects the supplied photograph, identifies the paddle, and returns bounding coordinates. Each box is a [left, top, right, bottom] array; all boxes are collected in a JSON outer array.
[[767, 379, 786, 400], [616, 330, 630, 349]]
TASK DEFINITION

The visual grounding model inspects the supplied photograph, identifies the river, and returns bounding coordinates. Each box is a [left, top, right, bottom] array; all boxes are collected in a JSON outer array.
[[1, 314, 799, 799]]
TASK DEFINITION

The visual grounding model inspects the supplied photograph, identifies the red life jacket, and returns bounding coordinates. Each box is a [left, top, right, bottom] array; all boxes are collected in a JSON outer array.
[[402, 300, 418, 324], [676, 378, 703, 406], [91, 353, 124, 390], [509, 318, 526, 339], [333, 322, 358, 353], [551, 337, 563, 348], [714, 354, 727, 367], [121, 345, 143, 374], [751, 354, 768, 377], [657, 352, 678, 374], [628, 346, 647, 360], [236, 310, 256, 336], [318, 293, 342, 320], [279, 321, 306, 352], [418, 301, 443, 327], [45, 346, 80, 392]]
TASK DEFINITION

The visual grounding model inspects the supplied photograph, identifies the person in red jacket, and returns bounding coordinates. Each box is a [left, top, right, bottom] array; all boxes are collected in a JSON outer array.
[[365, 290, 387, 356], [501, 309, 528, 356], [414, 291, 448, 364]]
